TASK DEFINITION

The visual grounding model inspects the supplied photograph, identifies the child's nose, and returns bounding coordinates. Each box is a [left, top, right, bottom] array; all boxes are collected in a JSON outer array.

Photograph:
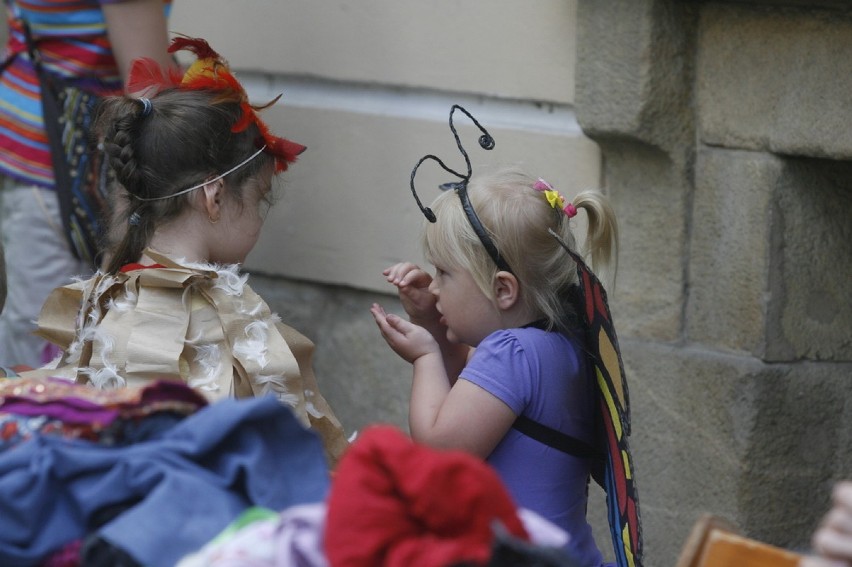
[[428, 279, 438, 295]]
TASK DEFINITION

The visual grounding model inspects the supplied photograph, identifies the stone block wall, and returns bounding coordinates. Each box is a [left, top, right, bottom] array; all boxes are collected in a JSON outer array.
[[576, 0, 852, 564]]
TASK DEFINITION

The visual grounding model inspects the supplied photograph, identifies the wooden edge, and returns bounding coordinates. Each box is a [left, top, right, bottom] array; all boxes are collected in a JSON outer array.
[[674, 514, 739, 567], [701, 530, 802, 567]]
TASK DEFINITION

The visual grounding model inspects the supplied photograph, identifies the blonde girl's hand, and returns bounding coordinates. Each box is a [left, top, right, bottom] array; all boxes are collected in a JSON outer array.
[[382, 263, 439, 326], [382, 263, 470, 383], [370, 303, 440, 364]]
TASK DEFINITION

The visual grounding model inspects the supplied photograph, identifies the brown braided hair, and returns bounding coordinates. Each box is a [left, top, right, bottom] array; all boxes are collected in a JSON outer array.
[[93, 88, 274, 274]]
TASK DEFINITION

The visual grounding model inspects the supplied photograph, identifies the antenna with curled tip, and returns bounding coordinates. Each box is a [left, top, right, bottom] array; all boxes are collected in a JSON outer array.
[[408, 105, 511, 273]]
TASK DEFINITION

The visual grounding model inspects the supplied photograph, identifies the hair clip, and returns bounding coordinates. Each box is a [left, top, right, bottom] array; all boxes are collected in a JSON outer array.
[[138, 97, 153, 118], [409, 105, 512, 273], [534, 178, 577, 219], [129, 212, 141, 226]]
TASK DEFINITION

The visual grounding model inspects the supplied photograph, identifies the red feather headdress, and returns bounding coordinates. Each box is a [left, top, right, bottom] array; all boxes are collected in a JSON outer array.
[[127, 36, 305, 172]]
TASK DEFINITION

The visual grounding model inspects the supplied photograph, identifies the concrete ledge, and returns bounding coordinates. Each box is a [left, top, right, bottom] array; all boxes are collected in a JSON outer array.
[[170, 0, 578, 105]]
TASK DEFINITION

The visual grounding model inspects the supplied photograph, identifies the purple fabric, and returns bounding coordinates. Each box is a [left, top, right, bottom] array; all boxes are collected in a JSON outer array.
[[460, 327, 605, 567], [0, 379, 207, 426], [1, 398, 119, 426]]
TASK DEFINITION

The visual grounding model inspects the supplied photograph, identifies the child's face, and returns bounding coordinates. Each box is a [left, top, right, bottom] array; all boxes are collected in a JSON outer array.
[[211, 172, 274, 264], [428, 262, 500, 347]]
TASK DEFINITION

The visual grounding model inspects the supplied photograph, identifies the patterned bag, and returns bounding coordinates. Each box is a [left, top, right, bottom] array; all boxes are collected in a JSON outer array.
[[23, 22, 113, 268]]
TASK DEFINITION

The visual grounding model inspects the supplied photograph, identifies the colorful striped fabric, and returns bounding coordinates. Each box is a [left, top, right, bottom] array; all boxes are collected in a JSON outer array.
[[0, 0, 171, 189]]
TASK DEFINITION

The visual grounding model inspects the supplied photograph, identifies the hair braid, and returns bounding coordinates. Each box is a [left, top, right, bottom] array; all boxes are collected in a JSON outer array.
[[99, 98, 148, 199]]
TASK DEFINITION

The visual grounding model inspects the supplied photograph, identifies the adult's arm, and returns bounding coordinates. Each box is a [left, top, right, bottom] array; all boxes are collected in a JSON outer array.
[[101, 0, 173, 92]]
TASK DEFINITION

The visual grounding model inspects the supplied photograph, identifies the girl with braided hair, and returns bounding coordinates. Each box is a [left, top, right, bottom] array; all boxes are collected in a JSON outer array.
[[25, 37, 349, 465]]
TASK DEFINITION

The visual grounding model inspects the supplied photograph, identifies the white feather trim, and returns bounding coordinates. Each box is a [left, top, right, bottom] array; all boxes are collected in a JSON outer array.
[[81, 326, 123, 389], [80, 365, 126, 389], [109, 285, 138, 312], [180, 259, 247, 297], [212, 266, 248, 296], [65, 300, 111, 365], [233, 320, 270, 370], [187, 343, 222, 392], [305, 399, 322, 417], [253, 373, 301, 407], [93, 273, 118, 298]]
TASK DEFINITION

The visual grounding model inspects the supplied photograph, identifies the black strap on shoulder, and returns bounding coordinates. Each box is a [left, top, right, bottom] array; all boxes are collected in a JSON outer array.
[[512, 414, 602, 460], [513, 318, 603, 461]]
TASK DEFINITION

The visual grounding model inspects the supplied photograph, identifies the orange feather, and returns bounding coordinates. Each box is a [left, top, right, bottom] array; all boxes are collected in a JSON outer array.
[[134, 35, 309, 171], [167, 36, 222, 61], [126, 57, 180, 96]]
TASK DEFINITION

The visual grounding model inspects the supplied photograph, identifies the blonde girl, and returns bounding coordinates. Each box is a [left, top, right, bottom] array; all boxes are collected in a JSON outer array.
[[372, 163, 619, 566]]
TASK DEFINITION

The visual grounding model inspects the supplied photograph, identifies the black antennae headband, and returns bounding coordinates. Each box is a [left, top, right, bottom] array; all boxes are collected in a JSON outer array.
[[408, 105, 512, 274]]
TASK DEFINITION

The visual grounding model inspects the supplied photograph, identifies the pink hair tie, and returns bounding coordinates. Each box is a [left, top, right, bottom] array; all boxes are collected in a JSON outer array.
[[533, 178, 552, 192], [534, 178, 577, 219]]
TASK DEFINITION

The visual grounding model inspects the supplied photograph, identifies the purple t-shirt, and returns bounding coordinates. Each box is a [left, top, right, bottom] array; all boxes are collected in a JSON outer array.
[[460, 327, 605, 567]]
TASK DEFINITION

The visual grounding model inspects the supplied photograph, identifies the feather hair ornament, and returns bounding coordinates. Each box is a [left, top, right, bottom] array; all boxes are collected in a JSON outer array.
[[127, 35, 306, 172]]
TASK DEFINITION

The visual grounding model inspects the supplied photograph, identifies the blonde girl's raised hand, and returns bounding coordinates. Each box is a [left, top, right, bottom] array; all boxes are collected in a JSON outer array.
[[370, 303, 440, 364], [382, 263, 439, 325], [381, 263, 471, 381]]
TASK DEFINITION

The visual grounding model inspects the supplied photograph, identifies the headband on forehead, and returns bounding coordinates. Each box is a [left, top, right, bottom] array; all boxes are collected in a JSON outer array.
[[126, 35, 306, 173], [409, 105, 512, 274]]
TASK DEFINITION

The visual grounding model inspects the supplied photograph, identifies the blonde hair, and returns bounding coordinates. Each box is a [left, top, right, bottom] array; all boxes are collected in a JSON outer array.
[[423, 168, 618, 332]]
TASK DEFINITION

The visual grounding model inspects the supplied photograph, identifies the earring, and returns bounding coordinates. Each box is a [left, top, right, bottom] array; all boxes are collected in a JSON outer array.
[[208, 215, 220, 224]]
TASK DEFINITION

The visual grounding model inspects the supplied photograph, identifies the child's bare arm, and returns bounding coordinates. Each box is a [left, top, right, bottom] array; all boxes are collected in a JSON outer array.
[[371, 302, 514, 458], [101, 0, 173, 93], [409, 375, 516, 459]]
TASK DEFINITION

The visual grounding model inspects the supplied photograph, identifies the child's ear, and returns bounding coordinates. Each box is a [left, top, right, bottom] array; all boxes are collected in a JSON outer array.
[[493, 271, 520, 311], [200, 178, 225, 222]]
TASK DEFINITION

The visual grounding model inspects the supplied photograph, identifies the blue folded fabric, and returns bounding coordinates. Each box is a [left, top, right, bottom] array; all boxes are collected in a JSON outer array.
[[0, 396, 330, 567]]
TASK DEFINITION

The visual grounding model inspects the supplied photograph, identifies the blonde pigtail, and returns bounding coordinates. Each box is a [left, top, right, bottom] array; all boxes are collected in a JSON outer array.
[[573, 190, 619, 288]]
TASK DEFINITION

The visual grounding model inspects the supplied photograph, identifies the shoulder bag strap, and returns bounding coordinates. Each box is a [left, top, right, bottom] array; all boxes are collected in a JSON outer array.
[[20, 19, 85, 263]]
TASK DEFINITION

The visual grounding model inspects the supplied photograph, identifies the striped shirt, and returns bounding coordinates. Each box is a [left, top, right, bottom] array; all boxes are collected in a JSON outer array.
[[0, 0, 172, 189]]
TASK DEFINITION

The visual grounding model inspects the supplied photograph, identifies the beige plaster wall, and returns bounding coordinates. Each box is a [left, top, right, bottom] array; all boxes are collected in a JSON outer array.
[[169, 1, 596, 293], [170, 0, 577, 104]]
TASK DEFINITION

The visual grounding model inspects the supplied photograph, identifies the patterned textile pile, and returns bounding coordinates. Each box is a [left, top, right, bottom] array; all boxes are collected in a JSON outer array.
[[0, 379, 579, 567]]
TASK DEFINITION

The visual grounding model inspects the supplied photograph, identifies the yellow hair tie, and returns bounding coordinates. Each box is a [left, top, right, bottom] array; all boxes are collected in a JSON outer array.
[[544, 189, 566, 210], [534, 178, 577, 219]]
